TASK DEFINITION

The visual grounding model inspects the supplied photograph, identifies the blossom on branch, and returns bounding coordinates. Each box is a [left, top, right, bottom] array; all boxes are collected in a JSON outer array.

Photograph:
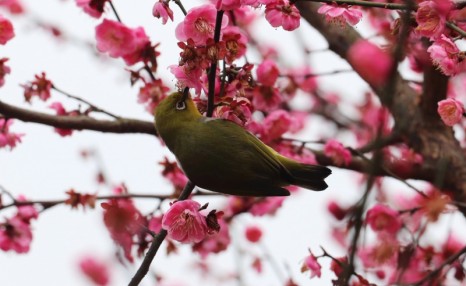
[[317, 3, 362, 26], [159, 157, 188, 191], [263, 0, 300, 31], [0, 119, 23, 149], [324, 139, 351, 166], [437, 98, 464, 126], [76, 0, 109, 18], [415, 0, 449, 39], [22, 72, 53, 102], [366, 204, 402, 235], [162, 200, 208, 243], [152, 0, 174, 24], [301, 252, 321, 279], [427, 35, 465, 76], [0, 216, 33, 253]]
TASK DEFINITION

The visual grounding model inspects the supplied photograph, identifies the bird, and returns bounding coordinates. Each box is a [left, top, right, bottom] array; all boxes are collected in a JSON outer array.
[[154, 92, 331, 196]]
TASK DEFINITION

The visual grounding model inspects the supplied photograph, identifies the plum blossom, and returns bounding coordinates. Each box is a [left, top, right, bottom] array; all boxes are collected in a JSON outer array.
[[215, 0, 241, 11], [327, 201, 349, 221], [76, 0, 108, 18], [256, 59, 279, 86], [152, 0, 173, 24], [261, 110, 298, 142], [222, 26, 247, 64], [0, 57, 10, 87], [79, 256, 110, 286], [317, 4, 362, 26], [324, 139, 351, 166], [162, 200, 208, 243], [415, 0, 448, 39], [252, 86, 282, 112], [366, 204, 402, 235], [245, 225, 262, 243], [192, 218, 231, 257], [263, 0, 300, 31], [427, 35, 465, 76], [159, 157, 188, 190], [0, 15, 14, 45], [137, 79, 169, 113], [49, 102, 80, 137], [169, 65, 203, 95], [16, 195, 39, 222], [347, 40, 393, 87], [301, 252, 321, 279], [0, 0, 24, 14], [250, 197, 285, 216], [175, 4, 228, 45], [213, 97, 252, 126], [22, 72, 53, 102], [0, 216, 33, 253], [437, 98, 464, 126], [0, 119, 23, 149]]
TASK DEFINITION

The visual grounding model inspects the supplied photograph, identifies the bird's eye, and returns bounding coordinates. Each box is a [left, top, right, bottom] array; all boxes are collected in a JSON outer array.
[[176, 101, 186, 110]]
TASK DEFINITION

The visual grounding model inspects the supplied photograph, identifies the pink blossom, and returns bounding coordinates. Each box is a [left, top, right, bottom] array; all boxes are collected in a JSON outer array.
[[324, 139, 351, 166], [262, 110, 297, 142], [79, 256, 110, 286], [162, 200, 208, 243], [222, 26, 247, 64], [275, 142, 317, 164], [216, 0, 241, 11], [245, 225, 262, 243], [214, 97, 252, 126], [0, 119, 23, 150], [138, 79, 169, 113], [264, 0, 300, 31], [427, 35, 464, 76], [169, 65, 203, 95], [120, 27, 154, 66], [358, 236, 398, 268], [22, 72, 53, 102], [192, 218, 230, 258], [0, 57, 10, 87], [366, 204, 402, 235], [152, 0, 173, 24], [285, 66, 317, 94], [415, 0, 447, 39], [49, 102, 76, 137], [256, 59, 279, 86], [0, 0, 24, 14], [0, 15, 14, 45], [159, 157, 188, 190], [101, 198, 145, 262], [250, 197, 285, 216], [148, 216, 163, 233], [327, 201, 348, 220], [175, 4, 228, 45], [317, 4, 362, 26], [437, 98, 464, 126], [302, 253, 321, 279], [96, 19, 134, 57], [252, 86, 282, 112], [76, 0, 108, 18], [347, 40, 393, 87], [16, 195, 38, 222], [0, 216, 33, 253]]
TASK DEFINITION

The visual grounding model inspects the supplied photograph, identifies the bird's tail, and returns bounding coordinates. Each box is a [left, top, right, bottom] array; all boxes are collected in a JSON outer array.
[[283, 160, 332, 191]]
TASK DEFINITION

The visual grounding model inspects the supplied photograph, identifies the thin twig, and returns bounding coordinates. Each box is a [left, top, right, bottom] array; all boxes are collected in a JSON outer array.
[[300, 0, 414, 10], [446, 21, 466, 38], [108, 0, 122, 22], [173, 0, 188, 16]]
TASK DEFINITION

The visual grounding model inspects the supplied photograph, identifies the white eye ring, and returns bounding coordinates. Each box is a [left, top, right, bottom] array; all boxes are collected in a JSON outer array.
[[176, 101, 186, 110]]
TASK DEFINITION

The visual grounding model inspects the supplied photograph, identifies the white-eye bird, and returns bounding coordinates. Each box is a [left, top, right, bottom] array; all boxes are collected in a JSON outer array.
[[155, 92, 331, 196]]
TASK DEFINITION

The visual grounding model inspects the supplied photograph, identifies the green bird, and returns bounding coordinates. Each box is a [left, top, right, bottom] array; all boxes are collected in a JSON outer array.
[[155, 92, 331, 196]]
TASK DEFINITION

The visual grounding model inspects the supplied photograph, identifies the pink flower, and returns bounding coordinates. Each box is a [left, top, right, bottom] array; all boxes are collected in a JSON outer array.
[[159, 157, 188, 190], [137, 79, 169, 113], [175, 4, 228, 45], [49, 102, 77, 137], [0, 0, 24, 14], [0, 216, 33, 253], [169, 65, 203, 95], [22, 72, 53, 102], [428, 35, 464, 76], [101, 198, 145, 262], [245, 225, 262, 243], [366, 204, 402, 235], [0, 119, 23, 149], [152, 0, 173, 24], [347, 40, 393, 87], [437, 98, 464, 126], [317, 3, 362, 26], [192, 218, 231, 258], [301, 253, 321, 279], [0, 57, 10, 87], [148, 216, 163, 233], [358, 236, 398, 268], [222, 26, 247, 64], [327, 201, 348, 221], [213, 97, 252, 126], [264, 0, 300, 31], [95, 19, 144, 59], [252, 86, 282, 112], [250, 197, 285, 216], [162, 200, 208, 243], [285, 66, 317, 94], [262, 110, 297, 142], [79, 256, 110, 286], [16, 195, 38, 222], [324, 139, 351, 166], [0, 15, 14, 45], [216, 0, 242, 11], [256, 59, 279, 86], [120, 27, 154, 66], [76, 0, 108, 18], [415, 0, 447, 39]]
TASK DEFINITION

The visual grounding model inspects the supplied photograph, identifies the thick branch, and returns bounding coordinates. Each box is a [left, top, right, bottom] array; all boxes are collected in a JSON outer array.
[[0, 100, 156, 135]]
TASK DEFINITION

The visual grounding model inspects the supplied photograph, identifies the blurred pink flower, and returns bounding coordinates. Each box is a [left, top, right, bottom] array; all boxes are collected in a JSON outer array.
[[0, 119, 23, 149], [324, 139, 351, 166], [192, 218, 231, 258], [252, 85, 282, 112], [222, 26, 247, 64], [0, 57, 10, 87], [264, 0, 300, 31], [95, 19, 136, 58], [437, 98, 464, 126], [16, 195, 38, 222], [76, 0, 108, 18], [22, 72, 53, 102], [79, 256, 110, 286], [256, 59, 279, 86], [262, 110, 295, 142], [175, 4, 228, 45], [169, 65, 203, 95], [159, 157, 188, 190], [302, 253, 321, 279], [0, 216, 33, 253], [152, 0, 174, 24], [415, 0, 447, 39], [138, 79, 169, 113], [250, 197, 285, 216], [366, 204, 402, 235], [0, 0, 24, 14], [245, 225, 262, 243], [0, 15, 14, 45], [317, 3, 362, 26], [347, 40, 393, 87], [162, 200, 208, 243], [427, 35, 464, 76]]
